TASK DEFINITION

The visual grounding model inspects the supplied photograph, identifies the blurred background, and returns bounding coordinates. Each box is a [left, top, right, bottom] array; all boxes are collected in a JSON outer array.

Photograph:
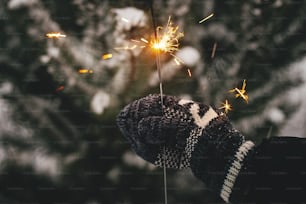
[[0, 0, 306, 203]]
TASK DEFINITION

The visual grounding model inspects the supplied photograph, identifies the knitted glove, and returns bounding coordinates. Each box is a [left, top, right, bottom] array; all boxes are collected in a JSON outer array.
[[117, 94, 255, 203]]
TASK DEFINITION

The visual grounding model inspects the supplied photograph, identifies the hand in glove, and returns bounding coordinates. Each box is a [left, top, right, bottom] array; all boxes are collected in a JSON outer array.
[[117, 94, 255, 203]]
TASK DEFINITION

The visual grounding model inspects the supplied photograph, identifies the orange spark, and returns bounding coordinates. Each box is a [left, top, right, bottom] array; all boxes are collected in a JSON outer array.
[[46, 32, 66, 38], [78, 69, 93, 74], [229, 79, 249, 103], [56, 85, 64, 92], [219, 100, 232, 113], [102, 53, 113, 60], [199, 13, 214, 24]]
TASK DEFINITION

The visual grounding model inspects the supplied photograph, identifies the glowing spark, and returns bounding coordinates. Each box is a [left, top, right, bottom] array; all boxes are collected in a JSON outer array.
[[121, 17, 129, 23], [131, 39, 141, 43], [114, 17, 183, 68], [46, 32, 66, 38], [102, 53, 113, 60], [141, 38, 149, 43], [150, 16, 184, 54], [211, 42, 217, 58], [114, 45, 138, 50], [129, 45, 137, 50], [229, 79, 249, 103], [187, 69, 192, 77], [219, 100, 232, 113], [174, 58, 181, 65], [172, 55, 184, 66], [78, 69, 93, 74], [199, 13, 214, 24], [56, 85, 64, 92]]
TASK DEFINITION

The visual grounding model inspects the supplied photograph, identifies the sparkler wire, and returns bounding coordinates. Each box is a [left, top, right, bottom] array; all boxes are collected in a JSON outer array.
[[150, 3, 168, 204]]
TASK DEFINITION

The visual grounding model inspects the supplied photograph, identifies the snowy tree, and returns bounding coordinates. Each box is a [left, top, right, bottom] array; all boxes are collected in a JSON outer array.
[[0, 0, 306, 203]]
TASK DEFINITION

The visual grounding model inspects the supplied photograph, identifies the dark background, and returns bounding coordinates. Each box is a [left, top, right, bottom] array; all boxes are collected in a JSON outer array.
[[0, 0, 306, 203]]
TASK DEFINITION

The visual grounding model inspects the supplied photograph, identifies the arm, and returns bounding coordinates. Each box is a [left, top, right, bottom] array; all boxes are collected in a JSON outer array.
[[117, 94, 306, 203], [230, 136, 306, 203]]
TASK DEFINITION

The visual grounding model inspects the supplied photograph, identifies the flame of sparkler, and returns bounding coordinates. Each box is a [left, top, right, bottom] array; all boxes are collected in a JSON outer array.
[[114, 17, 185, 65], [150, 16, 184, 55], [46, 32, 66, 38]]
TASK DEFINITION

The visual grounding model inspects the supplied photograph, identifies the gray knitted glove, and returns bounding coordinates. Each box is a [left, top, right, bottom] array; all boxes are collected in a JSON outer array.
[[117, 94, 256, 203], [117, 94, 225, 169]]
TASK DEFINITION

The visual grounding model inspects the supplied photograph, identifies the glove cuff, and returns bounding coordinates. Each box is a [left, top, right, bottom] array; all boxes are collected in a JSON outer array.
[[190, 114, 255, 203]]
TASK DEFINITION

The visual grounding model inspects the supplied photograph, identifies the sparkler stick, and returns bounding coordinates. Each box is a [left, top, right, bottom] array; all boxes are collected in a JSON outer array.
[[150, 3, 167, 204]]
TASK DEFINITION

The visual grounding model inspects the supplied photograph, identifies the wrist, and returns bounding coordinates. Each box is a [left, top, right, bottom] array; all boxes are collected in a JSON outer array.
[[190, 114, 255, 202]]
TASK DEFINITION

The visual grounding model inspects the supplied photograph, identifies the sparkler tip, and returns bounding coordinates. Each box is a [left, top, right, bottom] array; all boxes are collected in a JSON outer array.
[[150, 17, 184, 54]]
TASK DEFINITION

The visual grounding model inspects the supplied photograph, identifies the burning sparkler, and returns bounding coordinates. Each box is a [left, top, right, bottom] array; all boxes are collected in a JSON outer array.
[[114, 11, 186, 204], [149, 10, 184, 204], [46, 32, 66, 39], [114, 16, 185, 67], [219, 99, 232, 113], [150, 16, 184, 56], [229, 79, 249, 103]]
